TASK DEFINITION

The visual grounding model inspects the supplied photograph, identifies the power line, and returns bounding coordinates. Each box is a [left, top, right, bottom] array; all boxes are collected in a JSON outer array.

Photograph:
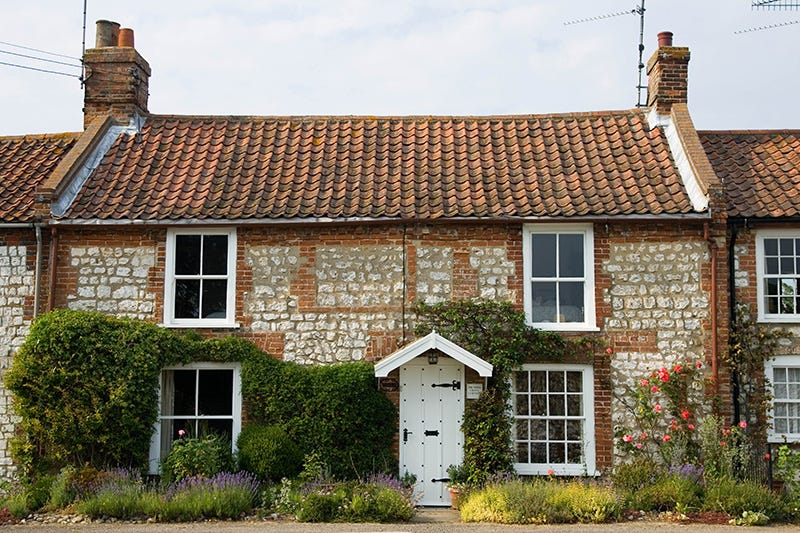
[[0, 40, 80, 61], [0, 48, 82, 69], [0, 60, 80, 79]]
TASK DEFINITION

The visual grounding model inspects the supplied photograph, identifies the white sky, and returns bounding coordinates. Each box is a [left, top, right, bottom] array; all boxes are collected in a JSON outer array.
[[1, 1, 798, 136]]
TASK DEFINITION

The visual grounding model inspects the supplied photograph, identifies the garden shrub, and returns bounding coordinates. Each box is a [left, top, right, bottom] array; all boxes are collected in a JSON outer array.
[[160, 434, 235, 484], [243, 360, 396, 479], [236, 424, 303, 482], [289, 478, 414, 523], [629, 473, 703, 512], [702, 478, 789, 521], [5, 309, 194, 475]]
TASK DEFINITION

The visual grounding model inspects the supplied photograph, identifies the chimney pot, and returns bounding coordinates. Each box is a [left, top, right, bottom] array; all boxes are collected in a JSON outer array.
[[657, 31, 674, 48], [95, 20, 120, 47], [118, 28, 134, 47]]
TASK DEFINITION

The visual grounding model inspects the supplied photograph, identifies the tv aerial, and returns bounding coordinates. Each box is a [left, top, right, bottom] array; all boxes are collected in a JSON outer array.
[[737, 0, 799, 33], [564, 1, 648, 108]]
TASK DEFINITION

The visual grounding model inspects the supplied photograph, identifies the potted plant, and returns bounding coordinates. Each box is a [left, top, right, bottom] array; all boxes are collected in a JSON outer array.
[[446, 463, 471, 509]]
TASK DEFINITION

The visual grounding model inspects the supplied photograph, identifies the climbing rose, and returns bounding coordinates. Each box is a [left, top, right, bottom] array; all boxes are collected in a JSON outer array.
[[739, 421, 747, 429], [765, 453, 771, 460], [635, 443, 643, 449], [623, 434, 634, 443], [640, 379, 649, 387], [651, 386, 659, 393], [662, 435, 671, 442], [658, 367, 670, 382], [674, 364, 682, 373], [178, 429, 186, 437], [547, 469, 555, 476], [681, 410, 691, 420], [654, 404, 663, 412], [640, 432, 648, 439], [720, 441, 727, 447], [606, 347, 613, 355], [696, 361, 703, 369], [687, 424, 695, 430]]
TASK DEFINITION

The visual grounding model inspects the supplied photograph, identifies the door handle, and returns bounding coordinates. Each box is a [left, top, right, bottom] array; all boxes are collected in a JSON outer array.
[[403, 428, 412, 443]]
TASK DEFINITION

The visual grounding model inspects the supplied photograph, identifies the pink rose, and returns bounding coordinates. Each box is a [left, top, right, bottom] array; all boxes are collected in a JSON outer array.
[[606, 347, 613, 355], [687, 424, 695, 430], [635, 443, 643, 449], [765, 453, 771, 461], [547, 469, 555, 476], [696, 361, 703, 369], [739, 421, 747, 429], [662, 435, 671, 442], [673, 364, 682, 373], [640, 432, 648, 439], [681, 410, 691, 420], [720, 441, 726, 447], [623, 434, 634, 443], [178, 429, 186, 437], [640, 379, 649, 387], [654, 404, 663, 412], [651, 386, 659, 393]]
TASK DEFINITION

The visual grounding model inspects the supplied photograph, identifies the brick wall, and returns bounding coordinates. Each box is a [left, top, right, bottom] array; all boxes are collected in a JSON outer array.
[[0, 219, 728, 477]]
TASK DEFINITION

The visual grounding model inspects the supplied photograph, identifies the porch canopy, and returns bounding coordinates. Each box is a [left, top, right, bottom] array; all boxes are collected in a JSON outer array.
[[374, 331, 493, 377]]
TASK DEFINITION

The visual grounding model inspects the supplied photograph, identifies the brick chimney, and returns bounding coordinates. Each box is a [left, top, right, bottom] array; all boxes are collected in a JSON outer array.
[[83, 20, 151, 129], [646, 31, 690, 117]]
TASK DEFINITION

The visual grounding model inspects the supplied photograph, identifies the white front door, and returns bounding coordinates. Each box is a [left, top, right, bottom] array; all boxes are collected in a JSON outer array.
[[399, 357, 464, 506]]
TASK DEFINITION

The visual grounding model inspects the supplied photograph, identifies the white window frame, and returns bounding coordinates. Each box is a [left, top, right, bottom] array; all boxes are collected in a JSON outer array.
[[511, 364, 596, 476], [756, 230, 800, 323], [522, 223, 597, 331], [766, 355, 800, 443], [163, 228, 238, 328], [148, 361, 242, 474]]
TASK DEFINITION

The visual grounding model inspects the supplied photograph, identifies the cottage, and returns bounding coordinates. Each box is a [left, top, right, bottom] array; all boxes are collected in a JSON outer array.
[[0, 22, 737, 505]]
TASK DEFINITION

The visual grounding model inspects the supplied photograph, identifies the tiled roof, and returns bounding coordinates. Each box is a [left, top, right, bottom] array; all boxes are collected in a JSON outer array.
[[0, 133, 79, 222], [62, 111, 697, 221], [700, 130, 800, 219]]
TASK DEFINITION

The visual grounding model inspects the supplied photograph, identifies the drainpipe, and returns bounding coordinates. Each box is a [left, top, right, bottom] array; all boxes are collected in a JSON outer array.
[[47, 226, 58, 312], [728, 223, 740, 424], [705, 222, 719, 395]]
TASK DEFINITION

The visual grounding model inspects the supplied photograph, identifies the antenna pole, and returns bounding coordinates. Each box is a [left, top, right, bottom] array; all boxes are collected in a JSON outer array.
[[81, 0, 87, 87], [635, 0, 647, 107]]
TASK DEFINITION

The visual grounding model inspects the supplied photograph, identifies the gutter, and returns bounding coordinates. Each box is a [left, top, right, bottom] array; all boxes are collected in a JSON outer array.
[[0, 222, 45, 318]]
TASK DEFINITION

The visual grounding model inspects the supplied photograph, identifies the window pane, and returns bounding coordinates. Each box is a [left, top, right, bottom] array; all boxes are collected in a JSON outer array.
[[531, 419, 547, 440], [566, 371, 583, 393], [781, 257, 795, 275], [531, 282, 557, 322], [531, 371, 546, 392], [531, 234, 556, 277], [549, 419, 565, 440], [764, 238, 778, 256], [201, 279, 228, 318], [515, 395, 529, 416], [202, 235, 229, 275], [170, 370, 197, 416], [516, 442, 530, 463], [775, 384, 787, 399], [559, 234, 584, 278], [766, 257, 779, 275], [204, 419, 233, 441], [175, 235, 201, 275], [567, 443, 582, 463], [198, 369, 233, 415], [559, 282, 585, 322], [780, 238, 794, 255], [550, 394, 565, 416], [774, 367, 787, 382], [766, 278, 780, 296], [516, 421, 530, 440], [549, 442, 565, 463], [566, 419, 582, 440], [549, 371, 565, 392], [515, 372, 529, 393], [175, 280, 200, 318], [531, 395, 547, 416], [567, 394, 583, 416], [531, 442, 546, 463]]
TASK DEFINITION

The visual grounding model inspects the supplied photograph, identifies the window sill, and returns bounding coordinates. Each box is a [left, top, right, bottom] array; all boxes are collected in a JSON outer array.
[[514, 464, 599, 477], [160, 322, 241, 329], [530, 323, 601, 333], [768, 435, 800, 444], [758, 315, 800, 324]]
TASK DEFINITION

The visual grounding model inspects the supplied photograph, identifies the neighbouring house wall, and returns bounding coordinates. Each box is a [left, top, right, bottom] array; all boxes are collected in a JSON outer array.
[[0, 230, 40, 479], [732, 225, 800, 352]]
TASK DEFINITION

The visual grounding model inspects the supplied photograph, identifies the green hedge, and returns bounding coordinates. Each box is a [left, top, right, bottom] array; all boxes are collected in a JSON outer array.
[[5, 309, 193, 475], [7, 310, 396, 481], [243, 360, 396, 479]]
